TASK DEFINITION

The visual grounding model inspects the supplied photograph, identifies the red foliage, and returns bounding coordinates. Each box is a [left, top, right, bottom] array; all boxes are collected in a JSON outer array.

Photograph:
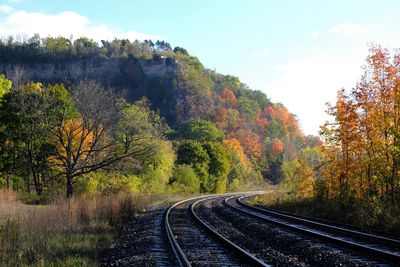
[[220, 88, 237, 106], [216, 107, 227, 123], [255, 111, 269, 129]]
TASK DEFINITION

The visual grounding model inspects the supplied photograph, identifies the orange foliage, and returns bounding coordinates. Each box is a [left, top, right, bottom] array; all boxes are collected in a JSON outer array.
[[321, 45, 400, 200], [265, 104, 302, 136], [220, 88, 237, 106], [272, 138, 283, 154], [233, 129, 262, 159]]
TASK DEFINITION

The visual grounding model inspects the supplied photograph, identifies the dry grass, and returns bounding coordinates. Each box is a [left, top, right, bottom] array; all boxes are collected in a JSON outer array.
[[0, 190, 159, 266]]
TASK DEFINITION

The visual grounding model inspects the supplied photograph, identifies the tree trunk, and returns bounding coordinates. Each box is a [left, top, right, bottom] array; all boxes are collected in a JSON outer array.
[[26, 173, 31, 193], [32, 171, 42, 196], [66, 173, 73, 198], [6, 173, 10, 189]]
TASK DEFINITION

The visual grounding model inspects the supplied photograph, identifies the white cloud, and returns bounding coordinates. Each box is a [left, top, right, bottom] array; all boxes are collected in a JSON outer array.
[[328, 23, 367, 35], [0, 5, 14, 14], [0, 10, 160, 41], [310, 31, 320, 37], [253, 47, 272, 57]]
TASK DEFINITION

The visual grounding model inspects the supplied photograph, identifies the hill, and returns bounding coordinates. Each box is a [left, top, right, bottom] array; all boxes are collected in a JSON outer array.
[[0, 36, 320, 194]]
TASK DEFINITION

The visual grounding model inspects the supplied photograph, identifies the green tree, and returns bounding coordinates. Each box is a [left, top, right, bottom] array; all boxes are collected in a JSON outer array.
[[177, 140, 210, 192], [178, 119, 224, 142], [169, 164, 200, 193], [0, 82, 71, 194], [141, 141, 175, 194], [0, 75, 13, 188], [202, 142, 231, 193], [116, 98, 169, 155], [237, 95, 260, 119]]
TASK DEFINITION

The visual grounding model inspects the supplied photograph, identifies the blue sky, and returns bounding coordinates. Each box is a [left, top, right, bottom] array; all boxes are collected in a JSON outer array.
[[1, 0, 400, 135]]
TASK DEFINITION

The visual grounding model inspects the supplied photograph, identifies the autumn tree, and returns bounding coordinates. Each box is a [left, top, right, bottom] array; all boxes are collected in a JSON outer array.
[[49, 80, 162, 197], [220, 88, 237, 107], [321, 45, 400, 202]]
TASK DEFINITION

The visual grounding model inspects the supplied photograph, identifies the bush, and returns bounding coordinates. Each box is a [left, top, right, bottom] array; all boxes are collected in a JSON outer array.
[[169, 164, 200, 194], [177, 140, 210, 192], [75, 172, 142, 196]]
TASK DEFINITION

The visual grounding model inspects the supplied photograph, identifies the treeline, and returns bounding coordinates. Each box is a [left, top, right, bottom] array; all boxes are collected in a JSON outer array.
[[0, 34, 175, 63]]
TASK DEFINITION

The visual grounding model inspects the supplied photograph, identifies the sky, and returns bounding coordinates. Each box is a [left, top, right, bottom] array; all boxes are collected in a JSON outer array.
[[1, 0, 400, 135]]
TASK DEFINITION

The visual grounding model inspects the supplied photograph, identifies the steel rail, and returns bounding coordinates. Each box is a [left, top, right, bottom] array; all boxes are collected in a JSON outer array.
[[238, 195, 400, 248], [191, 195, 270, 267], [224, 195, 400, 265], [165, 192, 267, 267], [165, 195, 208, 267]]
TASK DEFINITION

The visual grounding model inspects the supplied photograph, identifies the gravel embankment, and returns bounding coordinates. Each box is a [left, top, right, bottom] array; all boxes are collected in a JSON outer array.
[[101, 207, 176, 267]]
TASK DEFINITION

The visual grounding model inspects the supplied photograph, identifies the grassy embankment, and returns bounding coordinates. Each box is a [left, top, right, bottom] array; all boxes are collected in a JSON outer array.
[[0, 190, 173, 266]]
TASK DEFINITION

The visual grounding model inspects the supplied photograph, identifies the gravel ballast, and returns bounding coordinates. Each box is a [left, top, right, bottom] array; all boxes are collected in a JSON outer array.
[[101, 208, 176, 267]]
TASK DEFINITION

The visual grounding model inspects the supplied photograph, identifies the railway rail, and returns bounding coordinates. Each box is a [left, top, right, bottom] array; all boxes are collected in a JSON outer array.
[[165, 194, 269, 267], [165, 193, 400, 266], [226, 194, 400, 265]]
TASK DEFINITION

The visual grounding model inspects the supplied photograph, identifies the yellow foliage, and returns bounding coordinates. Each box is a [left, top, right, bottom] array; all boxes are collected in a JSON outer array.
[[222, 138, 250, 171], [49, 118, 94, 166], [215, 178, 227, 193]]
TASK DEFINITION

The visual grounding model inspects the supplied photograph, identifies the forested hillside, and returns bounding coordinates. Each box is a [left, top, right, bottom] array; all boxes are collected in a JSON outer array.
[[0, 35, 320, 199]]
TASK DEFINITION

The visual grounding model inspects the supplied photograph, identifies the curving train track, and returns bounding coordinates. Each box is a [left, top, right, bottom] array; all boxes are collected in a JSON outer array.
[[164, 193, 400, 266], [165, 193, 269, 267]]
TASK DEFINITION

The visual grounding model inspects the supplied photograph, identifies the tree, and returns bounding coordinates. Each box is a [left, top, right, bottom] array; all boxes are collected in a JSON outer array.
[[320, 45, 400, 202], [178, 119, 224, 142], [177, 140, 210, 192], [0, 82, 69, 194], [169, 164, 200, 193], [222, 138, 250, 171], [116, 98, 169, 155], [281, 159, 315, 198], [234, 128, 262, 159], [202, 142, 231, 193], [173, 46, 189, 55], [0, 76, 13, 189], [220, 88, 237, 106], [48, 80, 131, 197], [141, 140, 175, 194]]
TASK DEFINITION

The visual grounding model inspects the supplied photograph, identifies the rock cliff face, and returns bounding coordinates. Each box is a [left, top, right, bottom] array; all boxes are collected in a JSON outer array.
[[0, 56, 181, 125], [0, 56, 178, 84]]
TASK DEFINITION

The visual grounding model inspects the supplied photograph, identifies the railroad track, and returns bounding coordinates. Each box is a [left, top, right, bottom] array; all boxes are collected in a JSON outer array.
[[165, 194, 269, 267], [225, 194, 400, 265]]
